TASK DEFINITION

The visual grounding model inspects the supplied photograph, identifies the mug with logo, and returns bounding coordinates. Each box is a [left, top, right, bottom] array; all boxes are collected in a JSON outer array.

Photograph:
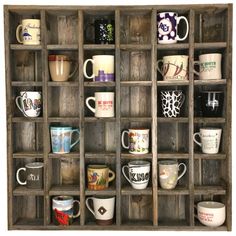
[[95, 19, 115, 44], [16, 19, 40, 45], [50, 127, 80, 154], [16, 162, 44, 189], [15, 91, 41, 117], [83, 55, 114, 81], [52, 196, 80, 226], [86, 92, 115, 117], [87, 165, 115, 190], [157, 12, 189, 44], [160, 90, 185, 117], [122, 161, 150, 190], [158, 160, 187, 190], [48, 55, 78, 82], [157, 55, 189, 80], [194, 53, 222, 80], [86, 196, 115, 225], [193, 128, 222, 154]]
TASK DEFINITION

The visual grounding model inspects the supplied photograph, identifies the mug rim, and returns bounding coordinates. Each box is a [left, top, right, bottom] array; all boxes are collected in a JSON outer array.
[[48, 55, 71, 61], [160, 90, 183, 93], [91, 196, 115, 200], [162, 55, 188, 59], [50, 126, 73, 130], [87, 164, 108, 169], [128, 128, 149, 131], [200, 91, 223, 93], [197, 201, 225, 209], [22, 19, 40, 22], [200, 127, 222, 131], [158, 160, 178, 165], [92, 55, 114, 58], [94, 92, 114, 95], [199, 53, 222, 57], [25, 162, 44, 169], [53, 195, 74, 202], [157, 12, 178, 15], [128, 160, 150, 166], [20, 91, 41, 94]]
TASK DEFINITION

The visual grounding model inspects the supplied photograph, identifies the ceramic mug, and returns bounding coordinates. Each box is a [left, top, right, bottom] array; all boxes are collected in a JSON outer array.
[[15, 91, 41, 117], [158, 160, 187, 190], [193, 128, 222, 154], [48, 55, 78, 82], [83, 55, 114, 81], [121, 129, 149, 154], [122, 161, 150, 190], [86, 196, 115, 225], [157, 12, 189, 44], [16, 19, 40, 45], [160, 90, 185, 117], [196, 201, 225, 227], [87, 165, 115, 190], [194, 53, 222, 80], [52, 196, 80, 226], [157, 55, 189, 80], [16, 162, 44, 189], [86, 92, 115, 117], [50, 127, 80, 154]]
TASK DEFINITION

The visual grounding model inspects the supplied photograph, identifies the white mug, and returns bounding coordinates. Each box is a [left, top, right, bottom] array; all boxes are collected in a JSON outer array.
[[194, 53, 222, 80], [83, 55, 114, 81], [122, 161, 150, 190], [196, 201, 225, 227], [157, 55, 189, 80], [193, 128, 222, 154], [16, 19, 40, 45], [86, 92, 115, 117]]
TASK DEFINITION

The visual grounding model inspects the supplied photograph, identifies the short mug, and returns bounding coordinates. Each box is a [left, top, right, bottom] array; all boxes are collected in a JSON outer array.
[[15, 91, 41, 117], [122, 161, 150, 190], [157, 12, 189, 44], [50, 127, 80, 154], [193, 128, 222, 154], [121, 129, 149, 154], [158, 160, 187, 190], [52, 196, 80, 225], [95, 19, 115, 44], [16, 162, 44, 189], [16, 19, 40, 45], [87, 165, 115, 190]]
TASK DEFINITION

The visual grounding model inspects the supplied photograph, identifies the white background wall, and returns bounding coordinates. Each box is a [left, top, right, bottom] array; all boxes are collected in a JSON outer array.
[[0, 0, 234, 235]]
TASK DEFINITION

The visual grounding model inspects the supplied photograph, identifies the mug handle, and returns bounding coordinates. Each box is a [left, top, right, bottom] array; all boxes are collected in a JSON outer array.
[[85, 197, 95, 216], [122, 165, 132, 185], [70, 129, 80, 150], [179, 93, 186, 108], [176, 16, 189, 41], [16, 167, 26, 185], [108, 169, 116, 183], [121, 130, 129, 149], [85, 97, 96, 113], [156, 59, 164, 75], [15, 96, 28, 117], [193, 132, 202, 147], [193, 61, 200, 76], [68, 61, 79, 79], [177, 163, 187, 180], [83, 59, 94, 79], [16, 24, 23, 44], [72, 200, 81, 218]]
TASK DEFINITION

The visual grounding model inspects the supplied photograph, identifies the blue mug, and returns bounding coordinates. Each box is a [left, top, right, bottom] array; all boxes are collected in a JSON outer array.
[[50, 127, 80, 154]]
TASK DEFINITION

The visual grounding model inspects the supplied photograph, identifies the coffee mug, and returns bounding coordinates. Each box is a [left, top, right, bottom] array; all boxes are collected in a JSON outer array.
[[194, 53, 222, 80], [83, 55, 114, 81], [122, 161, 150, 190], [87, 165, 115, 190], [16, 19, 40, 45], [86, 92, 115, 117], [15, 91, 41, 117], [50, 127, 80, 154], [86, 196, 115, 225], [16, 162, 44, 189], [61, 158, 80, 185], [193, 128, 222, 154], [52, 196, 80, 225], [48, 55, 78, 82], [157, 55, 189, 80], [158, 160, 187, 190], [157, 12, 189, 44], [200, 91, 224, 117], [160, 90, 185, 117], [121, 129, 149, 154], [196, 201, 225, 227]]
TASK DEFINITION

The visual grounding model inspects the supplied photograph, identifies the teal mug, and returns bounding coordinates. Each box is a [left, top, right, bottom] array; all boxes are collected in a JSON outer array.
[[50, 127, 80, 154]]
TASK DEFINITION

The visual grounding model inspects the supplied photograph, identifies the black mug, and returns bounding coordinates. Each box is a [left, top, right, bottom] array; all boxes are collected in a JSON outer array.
[[200, 91, 224, 117]]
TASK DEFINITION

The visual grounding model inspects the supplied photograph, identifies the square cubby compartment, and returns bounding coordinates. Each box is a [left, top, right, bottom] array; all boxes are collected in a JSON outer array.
[[120, 10, 151, 44], [158, 195, 189, 226], [48, 87, 79, 118], [158, 123, 189, 154], [12, 195, 44, 226], [10, 50, 42, 82], [120, 50, 151, 82], [46, 10, 78, 45]]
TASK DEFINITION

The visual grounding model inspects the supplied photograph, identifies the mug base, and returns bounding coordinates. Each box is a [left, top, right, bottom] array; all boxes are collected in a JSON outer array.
[[96, 219, 113, 226], [129, 151, 149, 155]]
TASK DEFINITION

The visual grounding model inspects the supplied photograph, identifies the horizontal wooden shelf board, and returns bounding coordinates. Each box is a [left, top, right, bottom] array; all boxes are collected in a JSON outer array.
[[13, 152, 44, 159], [85, 188, 116, 196], [194, 185, 226, 195], [157, 117, 189, 123], [157, 80, 189, 86], [158, 186, 189, 195], [121, 153, 152, 159], [194, 42, 227, 49], [84, 81, 115, 87], [48, 117, 80, 122], [121, 186, 152, 195], [85, 152, 116, 158], [194, 153, 226, 159], [47, 44, 78, 50], [158, 153, 189, 159], [10, 44, 42, 50], [11, 81, 43, 86], [12, 117, 44, 123], [156, 43, 189, 50], [120, 81, 152, 86], [48, 152, 80, 158], [49, 185, 80, 195], [47, 81, 79, 87], [84, 117, 116, 122], [194, 79, 227, 85], [83, 44, 115, 50], [121, 117, 152, 122], [13, 186, 44, 196], [194, 117, 226, 123], [120, 44, 151, 50]]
